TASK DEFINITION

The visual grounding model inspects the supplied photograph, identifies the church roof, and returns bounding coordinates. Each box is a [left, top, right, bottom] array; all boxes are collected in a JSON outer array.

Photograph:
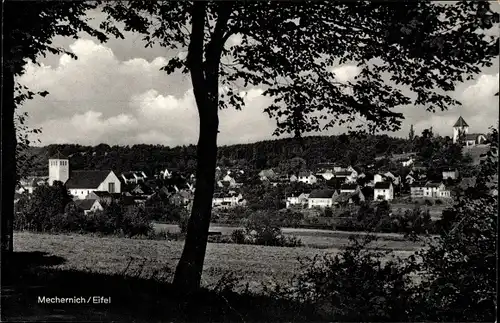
[[65, 170, 112, 189], [453, 116, 469, 127]]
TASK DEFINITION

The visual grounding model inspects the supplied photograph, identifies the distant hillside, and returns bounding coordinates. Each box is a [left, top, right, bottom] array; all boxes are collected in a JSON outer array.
[[22, 134, 411, 177]]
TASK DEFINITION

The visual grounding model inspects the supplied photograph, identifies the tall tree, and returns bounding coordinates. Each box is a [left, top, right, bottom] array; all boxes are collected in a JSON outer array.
[[1, 1, 109, 253], [102, 1, 498, 292]]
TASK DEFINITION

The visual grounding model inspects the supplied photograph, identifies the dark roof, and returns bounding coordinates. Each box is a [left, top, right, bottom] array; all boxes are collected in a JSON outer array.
[[453, 116, 469, 127], [374, 182, 391, 189], [340, 184, 358, 190], [49, 151, 68, 159], [335, 171, 353, 176], [465, 133, 486, 141], [298, 171, 312, 177], [66, 170, 112, 189], [411, 181, 427, 188], [309, 189, 336, 199], [425, 182, 442, 188], [89, 191, 112, 197], [75, 199, 98, 210], [122, 172, 136, 180]]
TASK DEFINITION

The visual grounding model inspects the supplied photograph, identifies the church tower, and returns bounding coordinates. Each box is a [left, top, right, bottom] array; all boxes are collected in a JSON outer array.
[[453, 116, 469, 144], [48, 152, 69, 185]]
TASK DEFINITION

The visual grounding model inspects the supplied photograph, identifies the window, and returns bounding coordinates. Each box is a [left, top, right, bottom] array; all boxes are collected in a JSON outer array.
[[108, 182, 115, 193]]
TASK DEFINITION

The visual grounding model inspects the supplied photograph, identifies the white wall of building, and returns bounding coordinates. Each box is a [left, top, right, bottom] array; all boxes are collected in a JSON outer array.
[[49, 159, 69, 185]]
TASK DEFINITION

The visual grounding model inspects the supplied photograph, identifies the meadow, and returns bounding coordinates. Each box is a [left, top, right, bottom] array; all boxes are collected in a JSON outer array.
[[12, 230, 421, 289]]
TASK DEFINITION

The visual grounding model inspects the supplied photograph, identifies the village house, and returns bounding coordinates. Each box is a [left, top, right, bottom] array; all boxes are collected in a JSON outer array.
[[410, 181, 427, 198], [401, 157, 415, 167], [373, 182, 394, 201], [17, 176, 48, 194], [212, 191, 244, 208], [424, 182, 451, 198], [340, 183, 359, 194], [332, 190, 365, 208], [121, 171, 147, 184], [74, 199, 104, 215], [85, 191, 120, 205], [317, 170, 335, 181], [297, 171, 318, 185], [442, 169, 459, 181], [259, 169, 277, 182], [308, 189, 336, 208], [286, 192, 309, 208]]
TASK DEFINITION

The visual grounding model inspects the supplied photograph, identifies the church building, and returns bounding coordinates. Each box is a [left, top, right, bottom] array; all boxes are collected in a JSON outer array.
[[48, 153, 121, 199], [452, 116, 488, 147]]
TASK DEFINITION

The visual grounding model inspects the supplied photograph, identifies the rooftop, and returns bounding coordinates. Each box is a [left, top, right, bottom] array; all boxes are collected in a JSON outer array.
[[66, 170, 112, 189], [453, 116, 469, 127]]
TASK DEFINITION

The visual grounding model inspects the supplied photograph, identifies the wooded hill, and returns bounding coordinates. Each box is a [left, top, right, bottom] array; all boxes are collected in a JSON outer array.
[[22, 134, 411, 177]]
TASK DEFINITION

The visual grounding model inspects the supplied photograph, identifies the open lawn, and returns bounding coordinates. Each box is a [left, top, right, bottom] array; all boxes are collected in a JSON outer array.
[[12, 231, 418, 288]]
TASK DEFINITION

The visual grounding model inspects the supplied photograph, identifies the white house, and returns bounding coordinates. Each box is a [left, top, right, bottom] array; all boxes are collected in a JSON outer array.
[[212, 191, 244, 208], [66, 170, 122, 199], [121, 171, 147, 184], [297, 171, 317, 185], [74, 199, 104, 215], [317, 170, 335, 181], [373, 174, 384, 184], [308, 189, 336, 208], [442, 169, 459, 181], [373, 182, 394, 201], [286, 192, 309, 208], [410, 181, 427, 198], [424, 182, 451, 198], [402, 157, 414, 167], [17, 176, 48, 194]]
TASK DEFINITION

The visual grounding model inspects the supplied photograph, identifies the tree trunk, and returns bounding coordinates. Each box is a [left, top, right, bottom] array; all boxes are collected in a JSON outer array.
[[1, 59, 16, 254], [173, 2, 232, 293]]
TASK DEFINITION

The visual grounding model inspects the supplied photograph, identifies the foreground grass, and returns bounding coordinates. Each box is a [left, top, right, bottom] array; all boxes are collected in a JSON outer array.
[[13, 232, 419, 287], [2, 232, 420, 321]]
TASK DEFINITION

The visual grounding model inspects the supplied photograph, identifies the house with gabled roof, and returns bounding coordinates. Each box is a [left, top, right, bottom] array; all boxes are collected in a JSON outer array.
[[308, 189, 336, 208], [74, 199, 104, 215], [297, 171, 317, 185], [374, 182, 393, 201], [66, 170, 121, 200], [121, 171, 147, 184], [85, 191, 120, 205]]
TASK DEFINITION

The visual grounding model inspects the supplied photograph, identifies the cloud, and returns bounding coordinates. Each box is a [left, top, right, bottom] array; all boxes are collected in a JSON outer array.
[[330, 65, 361, 83], [18, 39, 277, 146], [18, 38, 498, 147]]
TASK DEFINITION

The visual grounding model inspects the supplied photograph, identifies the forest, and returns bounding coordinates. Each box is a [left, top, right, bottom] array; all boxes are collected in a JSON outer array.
[[22, 133, 412, 177]]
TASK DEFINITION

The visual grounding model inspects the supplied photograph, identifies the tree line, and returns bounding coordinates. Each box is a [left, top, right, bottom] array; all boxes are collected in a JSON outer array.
[[23, 134, 411, 177]]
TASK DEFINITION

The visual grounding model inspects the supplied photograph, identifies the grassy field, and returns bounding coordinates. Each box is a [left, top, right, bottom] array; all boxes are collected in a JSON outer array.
[[12, 231, 419, 289], [154, 222, 426, 250], [3, 232, 423, 321]]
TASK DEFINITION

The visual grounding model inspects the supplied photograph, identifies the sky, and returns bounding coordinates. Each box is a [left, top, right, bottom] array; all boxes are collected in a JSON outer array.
[[17, 6, 499, 147]]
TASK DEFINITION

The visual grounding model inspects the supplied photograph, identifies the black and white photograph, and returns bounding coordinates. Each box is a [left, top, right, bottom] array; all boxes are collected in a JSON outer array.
[[1, 1, 498, 321]]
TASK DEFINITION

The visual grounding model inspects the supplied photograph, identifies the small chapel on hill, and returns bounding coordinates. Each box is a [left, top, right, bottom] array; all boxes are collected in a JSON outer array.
[[452, 116, 488, 147]]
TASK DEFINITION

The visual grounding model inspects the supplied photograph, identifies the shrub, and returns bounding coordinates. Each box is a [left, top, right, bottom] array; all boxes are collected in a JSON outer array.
[[284, 235, 413, 321], [121, 206, 153, 237], [435, 199, 443, 205], [424, 199, 433, 206], [231, 229, 246, 244]]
